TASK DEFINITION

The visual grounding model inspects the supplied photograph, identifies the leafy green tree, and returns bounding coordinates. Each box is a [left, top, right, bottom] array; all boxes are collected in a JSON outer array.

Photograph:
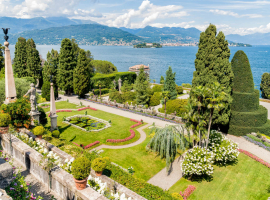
[[0, 43, 4, 72], [164, 66, 177, 100], [134, 67, 150, 105], [147, 125, 186, 171], [73, 49, 92, 98], [58, 38, 76, 95], [160, 75, 164, 84], [41, 81, 51, 101], [26, 39, 41, 80], [91, 60, 118, 74], [86, 50, 94, 61], [260, 73, 270, 99], [191, 24, 233, 131], [13, 37, 27, 77], [42, 49, 59, 99], [71, 38, 80, 61]]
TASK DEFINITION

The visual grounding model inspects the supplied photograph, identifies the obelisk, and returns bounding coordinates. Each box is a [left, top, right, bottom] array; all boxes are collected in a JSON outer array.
[[49, 76, 58, 131], [3, 28, 17, 104]]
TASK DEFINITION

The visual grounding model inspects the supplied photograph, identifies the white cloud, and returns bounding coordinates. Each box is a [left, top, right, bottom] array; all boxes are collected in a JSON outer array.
[[209, 9, 263, 18], [105, 0, 188, 28]]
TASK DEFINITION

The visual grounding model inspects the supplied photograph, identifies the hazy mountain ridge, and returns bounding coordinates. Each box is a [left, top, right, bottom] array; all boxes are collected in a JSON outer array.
[[226, 33, 270, 45], [6, 24, 145, 45]]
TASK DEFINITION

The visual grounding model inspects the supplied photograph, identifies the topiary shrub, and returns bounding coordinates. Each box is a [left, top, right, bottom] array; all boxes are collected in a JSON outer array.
[[152, 85, 163, 93], [260, 72, 270, 99], [91, 158, 107, 172], [32, 126, 45, 136], [176, 85, 183, 94], [159, 99, 188, 116], [52, 130, 60, 138], [0, 113, 11, 127], [37, 107, 48, 126], [171, 193, 183, 200], [228, 50, 270, 136], [182, 83, 191, 88], [149, 92, 162, 106], [71, 157, 91, 180]]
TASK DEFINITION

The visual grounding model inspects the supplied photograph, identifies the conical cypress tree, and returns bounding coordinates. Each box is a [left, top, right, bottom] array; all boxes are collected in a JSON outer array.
[[228, 50, 270, 136], [26, 39, 41, 80], [160, 76, 164, 84], [73, 49, 92, 98], [164, 66, 177, 100], [191, 24, 234, 130], [134, 67, 150, 105], [260, 73, 270, 99], [13, 37, 27, 77], [0, 44, 4, 72], [58, 38, 76, 95], [42, 49, 59, 99]]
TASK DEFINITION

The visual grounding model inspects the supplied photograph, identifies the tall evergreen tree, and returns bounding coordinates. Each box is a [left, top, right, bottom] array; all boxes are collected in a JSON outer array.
[[13, 37, 27, 77], [134, 67, 150, 105], [0, 44, 4, 72], [160, 75, 164, 84], [260, 73, 270, 99], [26, 39, 41, 80], [163, 66, 177, 100], [58, 38, 76, 95], [191, 24, 233, 131], [73, 49, 92, 98], [42, 49, 59, 98]]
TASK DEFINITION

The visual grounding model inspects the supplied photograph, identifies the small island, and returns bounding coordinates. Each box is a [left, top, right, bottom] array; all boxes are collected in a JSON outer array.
[[133, 43, 162, 48], [229, 42, 252, 47]]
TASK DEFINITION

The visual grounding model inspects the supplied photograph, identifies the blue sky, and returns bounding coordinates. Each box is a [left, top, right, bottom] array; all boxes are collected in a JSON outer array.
[[1, 0, 270, 35]]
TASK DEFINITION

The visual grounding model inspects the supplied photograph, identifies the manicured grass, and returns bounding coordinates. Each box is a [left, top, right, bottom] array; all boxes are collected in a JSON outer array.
[[100, 128, 167, 181], [43, 101, 83, 112], [46, 108, 143, 148], [169, 153, 270, 200]]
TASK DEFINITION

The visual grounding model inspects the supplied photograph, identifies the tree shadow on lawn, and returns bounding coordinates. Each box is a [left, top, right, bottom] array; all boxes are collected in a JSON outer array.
[[214, 159, 238, 167], [184, 174, 214, 183], [267, 185, 270, 193], [103, 169, 112, 177]]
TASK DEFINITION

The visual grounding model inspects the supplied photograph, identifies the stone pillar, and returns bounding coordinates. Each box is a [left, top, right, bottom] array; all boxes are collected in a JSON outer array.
[[4, 41, 16, 104], [118, 78, 122, 93], [50, 83, 58, 131]]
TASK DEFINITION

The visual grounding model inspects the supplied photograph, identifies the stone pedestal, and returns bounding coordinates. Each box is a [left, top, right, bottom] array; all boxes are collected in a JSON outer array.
[[50, 115, 58, 132], [4, 41, 17, 104], [29, 111, 40, 126]]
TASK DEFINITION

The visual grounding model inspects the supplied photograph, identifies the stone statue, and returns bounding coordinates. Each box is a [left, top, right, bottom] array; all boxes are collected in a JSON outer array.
[[24, 80, 39, 113], [2, 28, 10, 42]]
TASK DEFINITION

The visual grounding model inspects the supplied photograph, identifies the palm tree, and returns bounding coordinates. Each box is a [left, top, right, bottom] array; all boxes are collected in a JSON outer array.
[[146, 125, 187, 171]]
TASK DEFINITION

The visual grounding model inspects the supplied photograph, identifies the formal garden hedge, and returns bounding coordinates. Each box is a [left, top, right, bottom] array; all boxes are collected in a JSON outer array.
[[228, 50, 270, 136], [92, 88, 110, 95], [149, 92, 162, 106], [109, 91, 136, 104], [91, 72, 137, 88], [159, 99, 188, 117]]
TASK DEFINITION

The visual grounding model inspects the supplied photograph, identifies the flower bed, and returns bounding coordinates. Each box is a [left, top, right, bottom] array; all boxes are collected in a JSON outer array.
[[63, 115, 110, 132], [84, 141, 100, 149], [243, 136, 270, 152], [78, 106, 98, 111], [130, 119, 142, 128], [83, 98, 183, 124], [180, 185, 196, 200], [107, 130, 135, 143], [238, 149, 270, 169]]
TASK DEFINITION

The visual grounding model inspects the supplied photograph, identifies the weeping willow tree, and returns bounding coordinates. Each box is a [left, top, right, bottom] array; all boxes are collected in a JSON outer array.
[[147, 125, 187, 171]]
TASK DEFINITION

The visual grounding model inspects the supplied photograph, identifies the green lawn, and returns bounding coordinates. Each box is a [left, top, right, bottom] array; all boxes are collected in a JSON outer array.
[[169, 153, 270, 200], [100, 128, 167, 181], [42, 101, 84, 112], [45, 106, 143, 148]]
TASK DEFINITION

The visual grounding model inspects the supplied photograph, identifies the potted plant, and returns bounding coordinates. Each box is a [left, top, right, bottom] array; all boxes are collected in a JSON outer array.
[[92, 158, 107, 176], [32, 126, 45, 139], [71, 157, 91, 190]]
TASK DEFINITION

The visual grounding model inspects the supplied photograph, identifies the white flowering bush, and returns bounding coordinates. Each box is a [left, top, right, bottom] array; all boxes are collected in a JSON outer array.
[[87, 175, 133, 200], [59, 158, 74, 173], [181, 146, 214, 177], [208, 130, 239, 165]]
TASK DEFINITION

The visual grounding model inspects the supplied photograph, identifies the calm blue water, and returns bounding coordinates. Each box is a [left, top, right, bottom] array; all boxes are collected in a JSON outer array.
[[8, 45, 270, 90]]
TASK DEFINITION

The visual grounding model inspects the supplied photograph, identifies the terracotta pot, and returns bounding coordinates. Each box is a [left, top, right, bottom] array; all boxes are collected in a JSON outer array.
[[95, 171, 103, 176], [74, 177, 87, 190], [36, 135, 42, 140]]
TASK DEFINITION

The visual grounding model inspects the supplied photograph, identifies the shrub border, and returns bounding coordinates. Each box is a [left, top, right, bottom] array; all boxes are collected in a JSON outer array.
[[238, 149, 270, 169]]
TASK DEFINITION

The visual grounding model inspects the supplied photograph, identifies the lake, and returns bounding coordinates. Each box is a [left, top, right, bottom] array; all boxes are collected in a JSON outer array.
[[8, 45, 270, 90]]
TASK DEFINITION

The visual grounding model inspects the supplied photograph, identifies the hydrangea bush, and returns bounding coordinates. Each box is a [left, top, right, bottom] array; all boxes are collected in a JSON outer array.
[[208, 130, 239, 165], [181, 146, 214, 177]]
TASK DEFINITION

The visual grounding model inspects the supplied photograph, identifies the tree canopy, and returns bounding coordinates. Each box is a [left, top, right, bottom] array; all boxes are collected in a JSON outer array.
[[134, 67, 150, 105], [163, 66, 177, 100], [91, 60, 118, 74]]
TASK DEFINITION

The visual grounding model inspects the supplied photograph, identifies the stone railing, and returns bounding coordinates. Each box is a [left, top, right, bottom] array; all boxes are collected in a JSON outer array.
[[87, 96, 183, 123], [0, 131, 146, 200]]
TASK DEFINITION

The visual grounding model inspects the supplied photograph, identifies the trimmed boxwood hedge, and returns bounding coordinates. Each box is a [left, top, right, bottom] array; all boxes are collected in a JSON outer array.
[[149, 92, 162, 106], [228, 120, 270, 136], [91, 72, 137, 88], [229, 105, 268, 127], [231, 90, 259, 112], [93, 88, 110, 95]]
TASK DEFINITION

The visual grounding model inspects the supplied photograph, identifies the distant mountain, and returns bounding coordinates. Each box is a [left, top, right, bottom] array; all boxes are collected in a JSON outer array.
[[119, 27, 143, 35], [7, 24, 145, 45], [0, 17, 97, 34], [121, 26, 201, 43], [226, 33, 270, 45]]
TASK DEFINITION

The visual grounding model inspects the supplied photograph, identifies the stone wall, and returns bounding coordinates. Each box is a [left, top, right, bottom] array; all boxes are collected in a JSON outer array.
[[0, 158, 13, 190], [0, 132, 147, 200]]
